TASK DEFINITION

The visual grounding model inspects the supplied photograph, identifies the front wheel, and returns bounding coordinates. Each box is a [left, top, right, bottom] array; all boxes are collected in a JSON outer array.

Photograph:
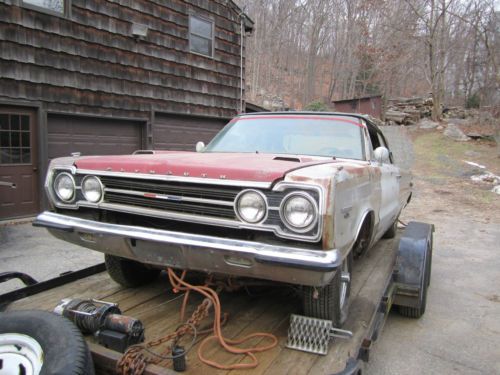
[[105, 254, 160, 287], [382, 218, 398, 239], [302, 253, 353, 326]]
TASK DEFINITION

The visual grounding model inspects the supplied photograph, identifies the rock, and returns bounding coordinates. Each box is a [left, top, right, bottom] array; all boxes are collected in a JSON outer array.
[[444, 123, 470, 141], [492, 185, 500, 195], [467, 132, 485, 140], [437, 125, 444, 130], [418, 119, 439, 129], [465, 150, 481, 158]]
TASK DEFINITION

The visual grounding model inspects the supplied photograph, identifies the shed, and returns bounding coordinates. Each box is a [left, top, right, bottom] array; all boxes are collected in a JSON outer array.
[[332, 95, 383, 119]]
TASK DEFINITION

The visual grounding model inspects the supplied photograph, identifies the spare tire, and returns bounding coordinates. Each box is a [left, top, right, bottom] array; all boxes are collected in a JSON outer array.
[[0, 310, 94, 375]]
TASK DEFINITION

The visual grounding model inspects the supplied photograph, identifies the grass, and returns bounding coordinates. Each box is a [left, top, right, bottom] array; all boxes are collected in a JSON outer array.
[[412, 130, 498, 206]]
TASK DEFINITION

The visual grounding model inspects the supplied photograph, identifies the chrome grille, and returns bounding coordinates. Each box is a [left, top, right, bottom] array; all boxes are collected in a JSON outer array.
[[100, 177, 240, 219]]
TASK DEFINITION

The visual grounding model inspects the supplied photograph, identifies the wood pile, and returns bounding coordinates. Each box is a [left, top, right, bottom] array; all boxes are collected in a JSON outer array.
[[385, 97, 433, 125]]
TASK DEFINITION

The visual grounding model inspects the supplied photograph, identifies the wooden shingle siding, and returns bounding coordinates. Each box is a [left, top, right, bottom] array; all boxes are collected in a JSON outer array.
[[0, 0, 245, 119]]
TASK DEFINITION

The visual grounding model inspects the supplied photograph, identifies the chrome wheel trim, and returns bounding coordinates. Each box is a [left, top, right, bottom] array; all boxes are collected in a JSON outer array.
[[339, 258, 351, 309]]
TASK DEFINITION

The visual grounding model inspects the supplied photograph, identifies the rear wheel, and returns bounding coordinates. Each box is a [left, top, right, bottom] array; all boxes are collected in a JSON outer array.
[[105, 254, 160, 287], [303, 253, 352, 326]]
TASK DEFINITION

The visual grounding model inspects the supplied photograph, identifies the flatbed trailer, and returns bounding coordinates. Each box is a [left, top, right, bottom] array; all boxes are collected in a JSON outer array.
[[1, 222, 433, 375]]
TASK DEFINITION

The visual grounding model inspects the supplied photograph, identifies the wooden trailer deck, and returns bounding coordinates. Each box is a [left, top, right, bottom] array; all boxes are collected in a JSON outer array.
[[5, 234, 400, 375]]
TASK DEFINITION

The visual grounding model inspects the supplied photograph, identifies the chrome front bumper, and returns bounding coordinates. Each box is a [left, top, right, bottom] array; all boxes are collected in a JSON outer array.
[[34, 211, 341, 286]]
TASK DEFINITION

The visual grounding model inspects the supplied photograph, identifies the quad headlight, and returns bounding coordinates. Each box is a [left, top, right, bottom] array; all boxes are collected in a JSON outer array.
[[280, 192, 317, 231], [235, 189, 267, 224], [81, 176, 103, 203], [54, 172, 75, 202]]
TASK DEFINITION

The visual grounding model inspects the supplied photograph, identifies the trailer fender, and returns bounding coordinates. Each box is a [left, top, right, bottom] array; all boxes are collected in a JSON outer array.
[[392, 221, 434, 318]]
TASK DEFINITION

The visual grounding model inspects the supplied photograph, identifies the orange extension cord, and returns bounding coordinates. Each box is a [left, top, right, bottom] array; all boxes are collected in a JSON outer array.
[[167, 268, 278, 370]]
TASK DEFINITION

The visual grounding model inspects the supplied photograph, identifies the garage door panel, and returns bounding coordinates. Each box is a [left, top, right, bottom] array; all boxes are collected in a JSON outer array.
[[48, 115, 143, 159], [154, 115, 227, 151]]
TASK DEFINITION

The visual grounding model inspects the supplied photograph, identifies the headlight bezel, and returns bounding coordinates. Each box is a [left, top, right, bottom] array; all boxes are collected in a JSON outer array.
[[279, 191, 319, 233], [81, 175, 104, 203], [234, 189, 268, 224], [53, 172, 76, 203]]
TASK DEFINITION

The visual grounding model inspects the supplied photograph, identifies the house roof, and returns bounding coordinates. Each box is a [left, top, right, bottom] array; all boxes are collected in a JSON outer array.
[[227, 0, 254, 33]]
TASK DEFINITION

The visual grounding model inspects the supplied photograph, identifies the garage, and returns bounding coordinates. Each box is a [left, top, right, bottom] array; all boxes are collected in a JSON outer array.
[[47, 114, 145, 159], [153, 114, 228, 151]]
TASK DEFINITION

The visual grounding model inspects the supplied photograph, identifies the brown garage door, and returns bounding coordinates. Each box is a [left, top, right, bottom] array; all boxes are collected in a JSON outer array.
[[153, 114, 228, 151], [48, 114, 144, 159], [0, 108, 39, 220]]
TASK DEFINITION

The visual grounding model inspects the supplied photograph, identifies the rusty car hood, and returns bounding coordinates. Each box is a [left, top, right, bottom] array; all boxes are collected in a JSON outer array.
[[73, 152, 338, 184]]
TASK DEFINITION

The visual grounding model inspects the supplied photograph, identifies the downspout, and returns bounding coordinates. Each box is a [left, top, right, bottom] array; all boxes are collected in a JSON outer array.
[[240, 13, 244, 113]]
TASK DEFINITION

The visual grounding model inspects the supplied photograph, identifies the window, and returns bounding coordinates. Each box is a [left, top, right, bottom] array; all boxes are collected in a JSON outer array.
[[23, 0, 65, 14], [0, 114, 32, 164], [189, 15, 213, 57]]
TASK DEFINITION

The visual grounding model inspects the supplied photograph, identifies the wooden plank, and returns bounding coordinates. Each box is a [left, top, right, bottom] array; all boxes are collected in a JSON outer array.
[[4, 236, 400, 375], [186, 291, 294, 375], [261, 236, 398, 374], [89, 342, 174, 375], [306, 238, 398, 374], [6, 272, 122, 311]]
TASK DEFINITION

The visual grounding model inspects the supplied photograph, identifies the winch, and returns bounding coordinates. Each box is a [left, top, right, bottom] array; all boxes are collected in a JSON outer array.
[[54, 298, 145, 353]]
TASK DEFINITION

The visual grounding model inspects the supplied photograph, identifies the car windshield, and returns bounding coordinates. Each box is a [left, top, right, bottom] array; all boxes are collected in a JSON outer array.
[[204, 115, 365, 160]]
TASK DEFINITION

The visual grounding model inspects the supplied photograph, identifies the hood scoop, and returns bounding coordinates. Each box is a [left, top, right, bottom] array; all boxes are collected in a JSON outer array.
[[273, 156, 301, 162]]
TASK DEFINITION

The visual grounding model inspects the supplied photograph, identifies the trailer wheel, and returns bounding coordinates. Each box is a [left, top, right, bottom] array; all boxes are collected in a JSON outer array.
[[105, 254, 160, 287], [0, 310, 94, 375], [303, 253, 352, 326], [394, 222, 433, 319], [398, 281, 428, 319], [382, 219, 398, 239]]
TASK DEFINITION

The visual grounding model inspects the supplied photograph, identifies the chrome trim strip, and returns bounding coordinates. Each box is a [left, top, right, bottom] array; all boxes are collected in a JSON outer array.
[[47, 168, 325, 242], [76, 168, 273, 189], [35, 211, 341, 286], [104, 188, 235, 207]]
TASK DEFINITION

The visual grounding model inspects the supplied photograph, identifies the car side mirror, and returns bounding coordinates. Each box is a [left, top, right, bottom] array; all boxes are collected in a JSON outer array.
[[374, 147, 390, 164], [195, 141, 205, 152]]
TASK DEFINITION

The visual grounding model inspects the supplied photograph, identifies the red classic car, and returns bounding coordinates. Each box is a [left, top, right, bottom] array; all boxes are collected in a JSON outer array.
[[35, 112, 412, 327]]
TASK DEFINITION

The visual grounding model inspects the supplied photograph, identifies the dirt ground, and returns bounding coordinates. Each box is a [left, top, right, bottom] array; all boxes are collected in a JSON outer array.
[[1, 128, 499, 374]]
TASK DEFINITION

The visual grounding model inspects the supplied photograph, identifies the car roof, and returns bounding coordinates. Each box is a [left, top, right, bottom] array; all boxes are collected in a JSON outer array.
[[236, 111, 381, 132]]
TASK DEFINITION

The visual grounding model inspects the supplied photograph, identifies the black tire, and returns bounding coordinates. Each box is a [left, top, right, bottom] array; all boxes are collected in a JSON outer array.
[[0, 310, 94, 375], [398, 253, 430, 319], [303, 253, 353, 326], [427, 237, 433, 287], [105, 254, 160, 287], [382, 219, 398, 239]]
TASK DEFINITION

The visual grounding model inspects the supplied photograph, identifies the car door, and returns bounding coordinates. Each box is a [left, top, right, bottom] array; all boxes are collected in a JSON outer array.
[[376, 133, 400, 233]]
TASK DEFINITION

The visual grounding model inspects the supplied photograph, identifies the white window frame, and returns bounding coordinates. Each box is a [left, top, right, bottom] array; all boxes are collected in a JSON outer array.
[[189, 14, 214, 58], [21, 0, 70, 17]]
